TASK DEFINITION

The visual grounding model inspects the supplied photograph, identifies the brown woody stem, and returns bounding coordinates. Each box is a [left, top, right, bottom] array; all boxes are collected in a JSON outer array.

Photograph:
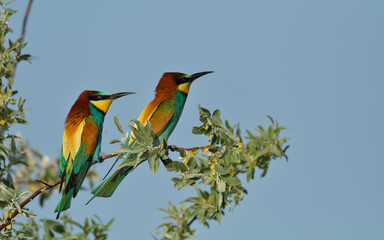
[[168, 145, 208, 152], [0, 145, 199, 231], [10, 0, 33, 82], [188, 215, 198, 226], [0, 153, 117, 231]]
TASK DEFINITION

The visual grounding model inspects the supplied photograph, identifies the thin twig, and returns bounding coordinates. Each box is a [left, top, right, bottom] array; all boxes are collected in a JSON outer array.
[[100, 153, 119, 180], [0, 153, 117, 231], [11, 0, 33, 81], [35, 180, 50, 186], [187, 215, 197, 227], [21, 0, 33, 42], [150, 233, 158, 240], [168, 145, 208, 152], [99, 153, 117, 162], [0, 179, 60, 231], [234, 169, 247, 176], [103, 157, 120, 180], [0, 144, 201, 231]]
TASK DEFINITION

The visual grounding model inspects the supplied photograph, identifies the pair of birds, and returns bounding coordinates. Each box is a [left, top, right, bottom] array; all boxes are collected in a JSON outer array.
[[55, 71, 213, 219]]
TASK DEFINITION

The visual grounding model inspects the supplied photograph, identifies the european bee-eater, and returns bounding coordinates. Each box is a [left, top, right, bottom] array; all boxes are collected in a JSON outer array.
[[55, 90, 134, 219], [88, 71, 213, 203]]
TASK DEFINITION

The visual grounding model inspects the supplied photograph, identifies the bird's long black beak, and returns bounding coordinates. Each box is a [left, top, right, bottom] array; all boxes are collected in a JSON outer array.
[[190, 71, 214, 81], [110, 92, 135, 100]]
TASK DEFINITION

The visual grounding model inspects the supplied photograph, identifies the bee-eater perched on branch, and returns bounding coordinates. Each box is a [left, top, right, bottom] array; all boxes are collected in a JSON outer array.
[[55, 90, 134, 219], [87, 71, 213, 203]]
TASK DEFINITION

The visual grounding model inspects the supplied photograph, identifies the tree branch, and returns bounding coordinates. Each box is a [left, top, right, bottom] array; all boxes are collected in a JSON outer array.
[[11, 0, 33, 81], [0, 144, 204, 231], [187, 215, 197, 227], [21, 0, 33, 42], [0, 153, 117, 231], [168, 145, 208, 152], [99, 153, 117, 162], [0, 179, 60, 231]]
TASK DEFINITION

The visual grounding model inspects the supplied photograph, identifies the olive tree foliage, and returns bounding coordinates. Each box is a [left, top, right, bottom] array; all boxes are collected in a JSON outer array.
[[0, 1, 289, 239], [114, 106, 288, 239], [0, 1, 113, 239]]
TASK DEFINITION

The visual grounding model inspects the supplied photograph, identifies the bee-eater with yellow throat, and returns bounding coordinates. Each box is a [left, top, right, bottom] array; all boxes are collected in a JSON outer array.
[[55, 90, 134, 219], [88, 71, 213, 203]]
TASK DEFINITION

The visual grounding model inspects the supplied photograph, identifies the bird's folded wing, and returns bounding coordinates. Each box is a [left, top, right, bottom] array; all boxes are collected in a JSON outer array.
[[148, 100, 176, 136]]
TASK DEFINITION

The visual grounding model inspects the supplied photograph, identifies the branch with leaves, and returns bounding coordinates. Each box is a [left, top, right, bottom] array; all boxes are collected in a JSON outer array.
[[108, 105, 289, 239], [0, 145, 205, 232], [2, 105, 288, 239], [0, 153, 118, 231], [11, 0, 33, 79], [1, 1, 115, 238], [0, 1, 289, 239]]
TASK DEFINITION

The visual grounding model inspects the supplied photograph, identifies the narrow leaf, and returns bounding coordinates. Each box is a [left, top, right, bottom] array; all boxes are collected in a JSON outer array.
[[114, 116, 125, 134]]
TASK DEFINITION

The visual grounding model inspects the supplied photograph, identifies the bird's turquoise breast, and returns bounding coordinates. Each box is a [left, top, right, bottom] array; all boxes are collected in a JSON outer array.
[[156, 90, 188, 143], [89, 103, 106, 162]]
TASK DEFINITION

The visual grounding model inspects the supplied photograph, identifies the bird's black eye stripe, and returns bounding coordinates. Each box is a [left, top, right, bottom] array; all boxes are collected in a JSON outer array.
[[89, 95, 109, 101], [176, 77, 188, 85]]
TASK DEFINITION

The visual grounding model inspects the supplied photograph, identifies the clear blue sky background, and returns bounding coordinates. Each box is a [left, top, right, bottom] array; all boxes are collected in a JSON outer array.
[[8, 0, 384, 239]]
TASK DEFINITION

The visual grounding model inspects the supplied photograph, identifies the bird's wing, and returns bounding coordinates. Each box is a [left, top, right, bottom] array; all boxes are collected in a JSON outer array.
[[127, 99, 175, 145], [60, 116, 98, 196], [148, 99, 176, 136], [90, 99, 176, 200], [60, 119, 86, 176]]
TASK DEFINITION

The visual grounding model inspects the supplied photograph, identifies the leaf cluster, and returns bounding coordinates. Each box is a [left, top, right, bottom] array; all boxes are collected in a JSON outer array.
[[0, 0, 31, 85], [1, 213, 114, 240], [0, 0, 30, 191], [0, 1, 290, 239], [156, 202, 196, 240], [0, 2, 114, 239], [161, 106, 288, 232], [114, 105, 289, 239], [111, 118, 170, 175]]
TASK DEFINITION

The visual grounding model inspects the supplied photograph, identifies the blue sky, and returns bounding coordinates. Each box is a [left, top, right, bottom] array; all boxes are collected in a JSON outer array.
[[8, 0, 384, 239]]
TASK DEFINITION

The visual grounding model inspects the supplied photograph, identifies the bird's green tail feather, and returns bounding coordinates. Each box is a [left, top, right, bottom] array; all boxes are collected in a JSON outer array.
[[54, 188, 74, 219], [86, 166, 133, 205]]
